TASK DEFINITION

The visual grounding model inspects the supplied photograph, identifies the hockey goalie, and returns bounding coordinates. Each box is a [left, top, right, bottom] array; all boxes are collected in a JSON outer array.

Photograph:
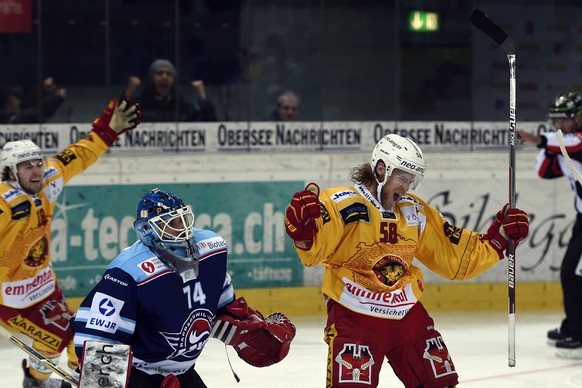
[[76, 297, 296, 388], [72, 188, 295, 388]]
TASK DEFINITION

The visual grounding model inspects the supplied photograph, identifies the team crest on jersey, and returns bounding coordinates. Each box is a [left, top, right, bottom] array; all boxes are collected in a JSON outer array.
[[372, 255, 407, 287], [339, 202, 370, 225], [443, 222, 463, 245], [422, 335, 456, 378], [335, 343, 375, 384], [25, 236, 48, 267], [162, 309, 213, 360]]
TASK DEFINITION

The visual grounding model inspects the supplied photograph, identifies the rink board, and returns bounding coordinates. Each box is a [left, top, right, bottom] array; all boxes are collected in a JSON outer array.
[[67, 281, 563, 317], [39, 150, 571, 315]]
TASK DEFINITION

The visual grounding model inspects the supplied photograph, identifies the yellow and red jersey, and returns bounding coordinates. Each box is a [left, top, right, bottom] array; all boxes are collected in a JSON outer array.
[[294, 184, 502, 320], [0, 132, 109, 309]]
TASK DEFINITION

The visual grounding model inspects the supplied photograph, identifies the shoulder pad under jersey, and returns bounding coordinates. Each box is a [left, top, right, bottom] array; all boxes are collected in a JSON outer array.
[[194, 228, 228, 259], [108, 242, 171, 282]]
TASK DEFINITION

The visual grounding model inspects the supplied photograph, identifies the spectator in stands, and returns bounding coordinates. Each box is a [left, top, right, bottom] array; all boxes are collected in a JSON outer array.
[[267, 90, 301, 121], [266, 90, 301, 121], [0, 77, 66, 124], [123, 59, 216, 122]]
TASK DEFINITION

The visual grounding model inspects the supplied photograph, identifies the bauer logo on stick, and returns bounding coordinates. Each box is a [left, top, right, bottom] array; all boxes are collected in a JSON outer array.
[[470, 6, 518, 368]]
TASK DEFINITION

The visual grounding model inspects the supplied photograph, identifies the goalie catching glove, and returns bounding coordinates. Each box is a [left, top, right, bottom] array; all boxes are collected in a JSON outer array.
[[483, 204, 529, 259], [210, 297, 296, 367]]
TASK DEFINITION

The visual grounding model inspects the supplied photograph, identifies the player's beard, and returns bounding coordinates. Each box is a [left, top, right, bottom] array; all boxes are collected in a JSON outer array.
[[20, 177, 43, 195]]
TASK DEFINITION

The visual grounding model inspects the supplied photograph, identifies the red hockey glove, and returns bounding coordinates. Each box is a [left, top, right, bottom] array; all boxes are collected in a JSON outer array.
[[483, 204, 529, 259], [92, 98, 141, 145], [210, 297, 296, 368], [160, 374, 180, 388], [285, 182, 321, 241]]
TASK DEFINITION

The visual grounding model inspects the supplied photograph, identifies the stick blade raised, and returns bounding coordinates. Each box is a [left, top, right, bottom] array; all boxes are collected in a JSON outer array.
[[470, 8, 515, 55]]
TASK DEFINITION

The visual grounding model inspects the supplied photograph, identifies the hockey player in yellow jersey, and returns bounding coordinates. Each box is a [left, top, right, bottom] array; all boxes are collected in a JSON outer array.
[[284, 134, 529, 388], [0, 99, 140, 388]]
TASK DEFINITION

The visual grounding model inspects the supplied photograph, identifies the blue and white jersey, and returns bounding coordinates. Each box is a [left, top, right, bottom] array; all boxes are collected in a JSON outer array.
[[73, 228, 234, 377]]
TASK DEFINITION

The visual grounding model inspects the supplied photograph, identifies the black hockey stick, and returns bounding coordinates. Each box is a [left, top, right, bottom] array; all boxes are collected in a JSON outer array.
[[470, 8, 517, 368]]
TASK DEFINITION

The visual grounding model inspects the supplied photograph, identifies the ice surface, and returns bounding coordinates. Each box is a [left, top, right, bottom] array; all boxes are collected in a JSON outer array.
[[1, 311, 580, 387]]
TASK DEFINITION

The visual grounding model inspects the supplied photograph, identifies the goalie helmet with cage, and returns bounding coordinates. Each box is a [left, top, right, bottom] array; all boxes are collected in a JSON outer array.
[[133, 188, 199, 274], [0, 140, 45, 185], [548, 91, 582, 121], [370, 134, 426, 197]]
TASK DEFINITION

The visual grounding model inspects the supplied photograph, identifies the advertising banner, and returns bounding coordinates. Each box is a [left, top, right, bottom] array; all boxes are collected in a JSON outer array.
[[0, 120, 551, 155], [0, 0, 31, 33], [51, 182, 302, 297]]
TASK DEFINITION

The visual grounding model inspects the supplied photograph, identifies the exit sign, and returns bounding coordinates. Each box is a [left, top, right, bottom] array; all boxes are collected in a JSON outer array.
[[408, 11, 440, 32]]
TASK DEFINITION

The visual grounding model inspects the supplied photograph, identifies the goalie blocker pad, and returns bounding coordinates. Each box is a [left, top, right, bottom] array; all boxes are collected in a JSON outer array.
[[79, 341, 132, 388], [210, 297, 296, 367]]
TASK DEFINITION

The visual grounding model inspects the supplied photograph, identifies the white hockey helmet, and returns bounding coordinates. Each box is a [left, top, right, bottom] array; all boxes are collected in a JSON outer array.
[[371, 134, 425, 191], [1, 140, 45, 183]]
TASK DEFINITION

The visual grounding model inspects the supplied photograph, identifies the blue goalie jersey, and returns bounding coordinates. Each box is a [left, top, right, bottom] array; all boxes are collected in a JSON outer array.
[[73, 228, 234, 376]]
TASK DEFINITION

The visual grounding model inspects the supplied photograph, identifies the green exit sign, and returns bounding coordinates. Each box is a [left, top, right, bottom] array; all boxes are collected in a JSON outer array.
[[408, 11, 440, 32]]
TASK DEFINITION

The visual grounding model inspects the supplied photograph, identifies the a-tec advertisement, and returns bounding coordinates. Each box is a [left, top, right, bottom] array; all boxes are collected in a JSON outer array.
[[51, 183, 300, 297]]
